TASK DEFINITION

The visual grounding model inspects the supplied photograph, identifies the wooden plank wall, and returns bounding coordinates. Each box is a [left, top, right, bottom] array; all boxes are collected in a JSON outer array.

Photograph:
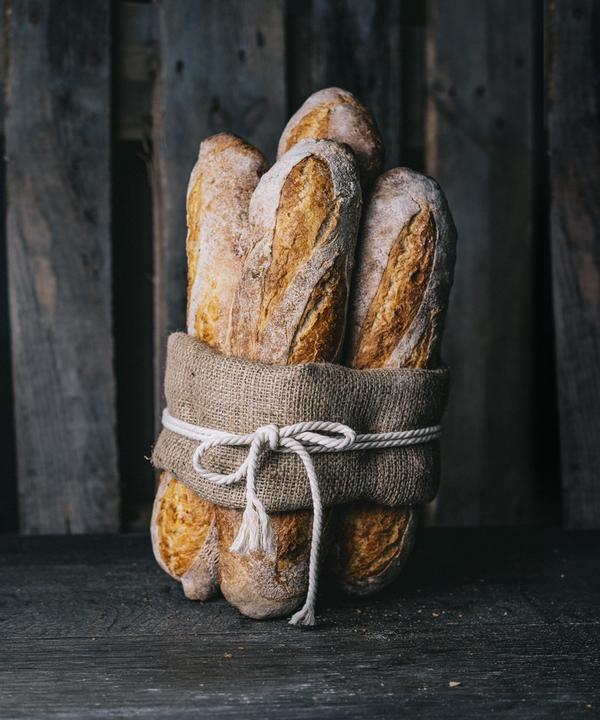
[[547, 0, 600, 529], [0, 0, 597, 533], [426, 0, 537, 524], [4, 0, 118, 533], [0, 0, 17, 533]]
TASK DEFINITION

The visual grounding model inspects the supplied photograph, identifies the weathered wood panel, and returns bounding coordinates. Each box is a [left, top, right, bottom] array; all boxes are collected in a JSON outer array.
[[0, 0, 6, 123], [113, 141, 155, 531], [0, 530, 598, 718], [0, 0, 17, 533], [426, 1, 537, 524], [115, 1, 156, 142], [286, 0, 403, 168], [5, 0, 118, 533], [400, 1, 426, 171], [548, 0, 600, 529], [152, 0, 286, 426]]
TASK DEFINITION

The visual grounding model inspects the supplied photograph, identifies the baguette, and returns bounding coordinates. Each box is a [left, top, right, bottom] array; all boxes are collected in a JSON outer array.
[[217, 138, 362, 619], [277, 87, 383, 192], [333, 167, 456, 595], [151, 134, 268, 599]]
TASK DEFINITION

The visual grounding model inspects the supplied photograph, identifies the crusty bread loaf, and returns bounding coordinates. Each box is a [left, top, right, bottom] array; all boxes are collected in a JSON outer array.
[[277, 88, 384, 192], [346, 168, 456, 370], [151, 471, 219, 600], [333, 167, 456, 595], [151, 134, 268, 599], [186, 133, 269, 345], [218, 138, 362, 619], [216, 507, 316, 619], [332, 501, 417, 594]]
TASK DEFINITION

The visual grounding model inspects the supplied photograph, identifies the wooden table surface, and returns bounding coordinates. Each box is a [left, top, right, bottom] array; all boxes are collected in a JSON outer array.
[[0, 528, 598, 719]]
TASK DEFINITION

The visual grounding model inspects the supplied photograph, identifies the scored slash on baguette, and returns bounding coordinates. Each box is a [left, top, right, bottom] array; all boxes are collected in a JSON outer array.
[[348, 168, 456, 370], [228, 139, 362, 364]]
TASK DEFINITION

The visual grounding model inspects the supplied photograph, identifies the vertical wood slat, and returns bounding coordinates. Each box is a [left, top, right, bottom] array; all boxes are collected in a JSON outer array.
[[113, 3, 156, 530], [548, 0, 600, 529], [426, 1, 537, 524], [0, 0, 5, 122], [400, 1, 426, 171], [152, 0, 287, 426], [286, 0, 403, 168], [5, 1, 118, 533], [0, 0, 18, 533], [116, 1, 156, 142]]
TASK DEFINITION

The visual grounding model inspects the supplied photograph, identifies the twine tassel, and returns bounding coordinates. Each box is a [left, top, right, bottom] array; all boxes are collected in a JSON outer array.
[[229, 432, 275, 556], [289, 602, 316, 627], [230, 499, 274, 555]]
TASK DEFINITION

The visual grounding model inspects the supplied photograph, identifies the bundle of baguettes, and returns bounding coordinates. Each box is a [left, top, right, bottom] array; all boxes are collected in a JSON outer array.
[[151, 87, 456, 619]]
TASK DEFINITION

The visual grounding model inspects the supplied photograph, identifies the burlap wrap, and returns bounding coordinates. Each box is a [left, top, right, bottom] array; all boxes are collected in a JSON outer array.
[[152, 333, 449, 512]]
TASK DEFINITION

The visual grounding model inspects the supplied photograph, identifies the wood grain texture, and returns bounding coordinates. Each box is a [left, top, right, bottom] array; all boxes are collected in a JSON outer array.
[[0, 530, 598, 718], [0, 0, 17, 534], [400, 1, 426, 171], [112, 141, 155, 531], [5, 0, 118, 533], [425, 0, 536, 524], [286, 0, 402, 168], [0, 0, 5, 124], [115, 1, 156, 142], [152, 0, 286, 428], [0, 139, 15, 533], [547, 0, 600, 529]]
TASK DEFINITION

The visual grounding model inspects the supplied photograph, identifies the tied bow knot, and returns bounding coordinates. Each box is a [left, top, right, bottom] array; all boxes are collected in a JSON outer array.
[[190, 421, 356, 552]]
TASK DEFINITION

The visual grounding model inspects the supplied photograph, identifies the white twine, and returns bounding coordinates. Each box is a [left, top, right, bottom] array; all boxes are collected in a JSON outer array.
[[161, 408, 441, 627]]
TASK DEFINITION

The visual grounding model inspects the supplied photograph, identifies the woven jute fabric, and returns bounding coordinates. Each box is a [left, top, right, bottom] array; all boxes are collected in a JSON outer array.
[[152, 333, 449, 512]]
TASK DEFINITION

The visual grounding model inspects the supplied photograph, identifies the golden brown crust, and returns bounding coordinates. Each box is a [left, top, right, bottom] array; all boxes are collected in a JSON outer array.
[[216, 507, 314, 619], [350, 208, 436, 369], [346, 168, 455, 370], [186, 133, 268, 346], [278, 87, 384, 191], [288, 254, 350, 364], [151, 472, 214, 579], [256, 156, 337, 344], [282, 104, 333, 153], [334, 503, 416, 592], [228, 139, 360, 365]]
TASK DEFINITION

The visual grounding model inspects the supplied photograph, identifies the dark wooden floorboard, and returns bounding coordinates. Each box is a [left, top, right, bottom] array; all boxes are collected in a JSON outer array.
[[0, 529, 598, 718]]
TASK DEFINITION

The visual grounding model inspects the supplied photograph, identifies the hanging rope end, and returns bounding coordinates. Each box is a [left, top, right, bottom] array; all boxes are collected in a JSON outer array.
[[289, 602, 316, 627], [230, 501, 275, 556]]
